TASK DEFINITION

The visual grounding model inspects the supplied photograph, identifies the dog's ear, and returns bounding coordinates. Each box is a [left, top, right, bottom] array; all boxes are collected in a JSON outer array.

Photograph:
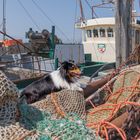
[[69, 60, 74, 63], [59, 62, 68, 78], [61, 61, 69, 64], [61, 61, 69, 69]]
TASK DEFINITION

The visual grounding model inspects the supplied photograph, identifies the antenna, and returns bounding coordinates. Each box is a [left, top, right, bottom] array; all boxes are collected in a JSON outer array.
[[3, 0, 6, 40]]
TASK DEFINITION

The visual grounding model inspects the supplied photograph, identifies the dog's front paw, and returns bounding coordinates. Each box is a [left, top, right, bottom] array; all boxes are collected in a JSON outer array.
[[77, 87, 83, 92], [73, 87, 83, 92]]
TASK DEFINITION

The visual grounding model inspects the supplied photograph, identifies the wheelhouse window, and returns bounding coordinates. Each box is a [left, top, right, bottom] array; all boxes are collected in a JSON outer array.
[[93, 29, 98, 37], [107, 28, 113, 37], [87, 30, 92, 38], [100, 28, 106, 37]]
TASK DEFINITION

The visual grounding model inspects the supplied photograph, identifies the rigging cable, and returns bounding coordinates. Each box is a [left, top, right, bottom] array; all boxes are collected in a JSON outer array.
[[92, 1, 115, 52], [31, 0, 71, 42], [73, 0, 78, 43], [84, 0, 92, 9], [84, 1, 115, 61], [84, 0, 98, 18], [17, 0, 41, 31], [0, 22, 3, 29]]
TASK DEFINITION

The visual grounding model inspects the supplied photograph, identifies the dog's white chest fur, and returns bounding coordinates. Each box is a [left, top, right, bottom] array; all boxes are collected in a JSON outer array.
[[50, 70, 83, 91]]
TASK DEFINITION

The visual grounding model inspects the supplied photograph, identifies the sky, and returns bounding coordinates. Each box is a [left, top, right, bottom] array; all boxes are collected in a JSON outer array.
[[0, 0, 139, 43]]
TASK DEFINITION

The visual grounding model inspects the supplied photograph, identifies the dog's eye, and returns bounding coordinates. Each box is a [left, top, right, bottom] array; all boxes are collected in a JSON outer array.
[[73, 67, 77, 70]]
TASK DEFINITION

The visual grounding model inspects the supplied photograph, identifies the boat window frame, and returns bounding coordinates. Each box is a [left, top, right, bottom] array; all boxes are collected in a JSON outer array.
[[93, 29, 99, 38], [99, 28, 106, 37], [107, 27, 114, 37], [86, 30, 92, 38]]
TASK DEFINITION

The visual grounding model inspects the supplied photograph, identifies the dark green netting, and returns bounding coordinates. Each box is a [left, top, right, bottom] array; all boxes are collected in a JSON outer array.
[[18, 104, 102, 140]]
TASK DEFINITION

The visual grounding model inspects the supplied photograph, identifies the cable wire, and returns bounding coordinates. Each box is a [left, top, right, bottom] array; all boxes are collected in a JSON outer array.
[[73, 0, 78, 43], [0, 22, 3, 29], [17, 0, 41, 31], [85, 0, 92, 9], [84, 0, 98, 18], [31, 0, 71, 42]]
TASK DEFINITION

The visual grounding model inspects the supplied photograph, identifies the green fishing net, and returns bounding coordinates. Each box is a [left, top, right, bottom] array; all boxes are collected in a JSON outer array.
[[19, 104, 102, 140]]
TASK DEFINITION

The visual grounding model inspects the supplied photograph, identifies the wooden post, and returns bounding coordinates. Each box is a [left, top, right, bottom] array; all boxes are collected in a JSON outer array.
[[115, 0, 132, 68]]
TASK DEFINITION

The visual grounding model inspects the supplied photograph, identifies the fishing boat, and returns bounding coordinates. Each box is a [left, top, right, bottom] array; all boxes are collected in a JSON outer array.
[[75, 0, 140, 63], [0, 1, 139, 140], [0, 0, 138, 89], [75, 17, 140, 62]]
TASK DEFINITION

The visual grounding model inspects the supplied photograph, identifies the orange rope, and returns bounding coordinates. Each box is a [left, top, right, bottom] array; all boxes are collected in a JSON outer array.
[[125, 101, 140, 106], [51, 93, 66, 117], [87, 100, 140, 139], [87, 59, 140, 139], [103, 126, 109, 140], [101, 121, 126, 140], [89, 108, 113, 115]]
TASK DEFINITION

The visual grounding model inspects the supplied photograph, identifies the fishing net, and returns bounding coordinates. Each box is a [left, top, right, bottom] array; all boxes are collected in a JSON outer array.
[[30, 90, 86, 120], [0, 70, 19, 125], [86, 68, 140, 140], [0, 70, 102, 140], [0, 123, 36, 140], [107, 70, 140, 104], [87, 104, 118, 127], [0, 70, 36, 140], [7, 68, 45, 79], [19, 103, 102, 140], [0, 70, 19, 102]]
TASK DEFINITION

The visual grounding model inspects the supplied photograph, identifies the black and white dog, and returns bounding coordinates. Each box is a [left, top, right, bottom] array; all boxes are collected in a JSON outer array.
[[20, 61, 83, 104]]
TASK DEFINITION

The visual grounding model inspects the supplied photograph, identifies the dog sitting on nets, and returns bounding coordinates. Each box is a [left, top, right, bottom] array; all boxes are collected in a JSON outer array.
[[20, 61, 83, 104]]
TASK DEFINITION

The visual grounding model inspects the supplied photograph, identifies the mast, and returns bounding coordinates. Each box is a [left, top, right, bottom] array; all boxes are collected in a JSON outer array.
[[78, 0, 85, 21], [115, 0, 132, 67], [3, 0, 6, 40]]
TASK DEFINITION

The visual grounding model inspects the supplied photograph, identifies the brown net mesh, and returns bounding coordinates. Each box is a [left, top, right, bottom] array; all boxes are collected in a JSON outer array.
[[30, 94, 62, 119], [86, 68, 140, 140], [0, 124, 36, 140], [107, 70, 140, 104], [0, 71, 19, 125], [0, 98, 18, 125], [32, 90, 86, 119], [0, 70, 19, 102], [0, 71, 101, 140], [0, 71, 37, 140]]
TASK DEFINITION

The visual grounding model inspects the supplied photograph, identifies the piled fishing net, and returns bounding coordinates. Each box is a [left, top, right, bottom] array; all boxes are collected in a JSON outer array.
[[19, 103, 102, 140], [18, 90, 99, 139], [0, 70, 102, 140], [0, 70, 19, 101], [7, 68, 45, 79], [107, 69, 140, 104], [0, 70, 19, 125], [31, 90, 86, 119], [0, 70, 36, 140], [18, 90, 102, 139], [0, 123, 35, 140], [86, 68, 140, 140]]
